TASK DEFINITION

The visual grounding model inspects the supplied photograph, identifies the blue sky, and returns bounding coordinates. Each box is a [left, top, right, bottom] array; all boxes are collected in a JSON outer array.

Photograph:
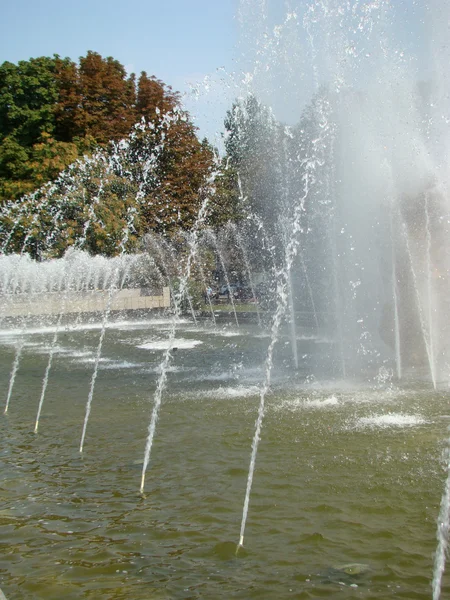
[[1, 0, 435, 143], [1, 0, 240, 141]]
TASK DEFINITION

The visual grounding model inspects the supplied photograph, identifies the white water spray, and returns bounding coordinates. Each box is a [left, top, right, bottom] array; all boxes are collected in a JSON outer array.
[[238, 165, 316, 548], [34, 297, 67, 433], [401, 222, 437, 389], [140, 171, 218, 494], [79, 266, 122, 453], [432, 445, 450, 600], [4, 339, 24, 414]]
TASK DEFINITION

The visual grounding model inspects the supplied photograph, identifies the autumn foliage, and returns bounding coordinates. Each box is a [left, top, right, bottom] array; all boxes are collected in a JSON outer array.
[[0, 52, 222, 256]]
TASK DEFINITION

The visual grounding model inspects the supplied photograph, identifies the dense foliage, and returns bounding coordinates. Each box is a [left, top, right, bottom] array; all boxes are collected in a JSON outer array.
[[0, 52, 324, 269], [0, 52, 190, 200], [0, 53, 244, 257]]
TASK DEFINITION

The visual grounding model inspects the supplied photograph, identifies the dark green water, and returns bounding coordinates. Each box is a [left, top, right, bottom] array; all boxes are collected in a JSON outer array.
[[0, 317, 449, 599]]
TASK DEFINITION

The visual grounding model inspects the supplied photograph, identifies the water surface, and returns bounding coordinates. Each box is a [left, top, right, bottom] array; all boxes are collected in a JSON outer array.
[[1, 317, 449, 599]]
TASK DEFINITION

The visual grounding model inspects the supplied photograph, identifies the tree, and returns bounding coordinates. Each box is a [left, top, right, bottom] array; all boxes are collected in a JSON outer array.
[[136, 71, 178, 120], [0, 57, 58, 148], [0, 136, 33, 199], [205, 156, 243, 229], [28, 132, 79, 187], [53, 56, 83, 144], [223, 94, 286, 263], [123, 109, 215, 236], [0, 113, 215, 257], [0, 53, 218, 255], [74, 51, 137, 144], [0, 57, 61, 201], [0, 53, 207, 205]]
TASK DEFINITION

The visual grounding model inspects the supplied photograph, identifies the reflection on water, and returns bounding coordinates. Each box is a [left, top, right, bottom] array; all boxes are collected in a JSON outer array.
[[1, 318, 449, 598]]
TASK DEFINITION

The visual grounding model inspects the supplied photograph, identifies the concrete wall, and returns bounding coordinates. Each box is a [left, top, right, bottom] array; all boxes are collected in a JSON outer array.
[[1, 287, 171, 317]]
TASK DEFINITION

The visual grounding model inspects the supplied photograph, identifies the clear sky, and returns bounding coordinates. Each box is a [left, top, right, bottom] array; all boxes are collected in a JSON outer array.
[[1, 0, 240, 142]]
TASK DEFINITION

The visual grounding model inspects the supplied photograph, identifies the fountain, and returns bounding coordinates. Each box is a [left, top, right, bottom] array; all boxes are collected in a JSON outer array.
[[1, 1, 450, 599]]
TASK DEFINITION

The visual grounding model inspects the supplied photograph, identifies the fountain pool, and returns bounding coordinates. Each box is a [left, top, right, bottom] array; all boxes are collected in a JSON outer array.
[[0, 316, 448, 599], [2, 0, 450, 597]]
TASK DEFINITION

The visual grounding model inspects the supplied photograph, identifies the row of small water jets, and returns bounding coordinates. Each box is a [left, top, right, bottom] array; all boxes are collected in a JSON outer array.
[[0, 224, 265, 422], [0, 211, 280, 540], [2, 146, 450, 600], [0, 178, 322, 566], [2, 229, 449, 595]]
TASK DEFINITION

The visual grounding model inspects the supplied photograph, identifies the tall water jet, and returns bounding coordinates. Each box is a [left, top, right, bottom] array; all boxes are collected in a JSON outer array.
[[433, 445, 450, 600], [287, 269, 299, 369], [238, 126, 325, 544], [3, 256, 60, 413], [424, 191, 437, 385], [390, 209, 402, 381], [4, 339, 24, 414], [79, 265, 121, 454], [140, 169, 218, 493], [193, 250, 217, 325], [299, 251, 319, 331], [227, 222, 261, 326], [401, 221, 437, 390], [34, 283, 67, 434], [204, 229, 240, 328]]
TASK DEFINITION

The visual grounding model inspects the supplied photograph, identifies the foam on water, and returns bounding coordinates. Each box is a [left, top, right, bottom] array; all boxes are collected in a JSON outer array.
[[137, 339, 203, 351], [73, 356, 110, 365], [274, 384, 418, 413], [24, 345, 87, 356], [354, 413, 427, 429], [200, 371, 251, 382], [0, 318, 184, 339], [71, 355, 147, 370], [196, 385, 261, 400], [304, 395, 340, 408], [100, 360, 144, 370], [275, 394, 339, 411], [65, 350, 94, 359], [215, 330, 243, 338], [9, 343, 94, 358], [161, 324, 245, 338]]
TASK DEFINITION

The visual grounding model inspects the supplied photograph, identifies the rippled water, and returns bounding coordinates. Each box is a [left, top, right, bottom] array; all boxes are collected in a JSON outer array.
[[1, 316, 449, 599]]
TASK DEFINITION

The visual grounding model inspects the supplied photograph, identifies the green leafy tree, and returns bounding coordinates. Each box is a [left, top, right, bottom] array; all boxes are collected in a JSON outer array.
[[0, 57, 58, 147], [28, 132, 79, 187], [223, 94, 284, 238], [0, 112, 215, 257], [0, 56, 61, 201], [126, 110, 216, 236], [206, 157, 243, 229], [0, 53, 207, 205], [53, 56, 83, 144], [0, 136, 33, 199], [222, 94, 287, 273], [0, 53, 219, 255]]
